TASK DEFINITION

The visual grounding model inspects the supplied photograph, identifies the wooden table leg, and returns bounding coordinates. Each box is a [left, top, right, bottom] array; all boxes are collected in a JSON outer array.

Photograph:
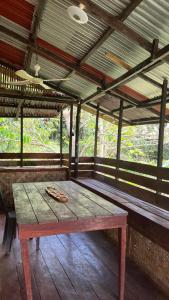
[[20, 239, 33, 300], [118, 225, 126, 300]]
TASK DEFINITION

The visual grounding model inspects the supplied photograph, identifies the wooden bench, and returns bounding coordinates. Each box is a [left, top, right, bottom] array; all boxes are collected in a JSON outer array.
[[74, 158, 169, 252]]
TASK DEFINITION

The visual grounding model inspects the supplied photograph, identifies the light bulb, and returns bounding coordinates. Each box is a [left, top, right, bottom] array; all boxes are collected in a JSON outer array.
[[34, 63, 41, 76]]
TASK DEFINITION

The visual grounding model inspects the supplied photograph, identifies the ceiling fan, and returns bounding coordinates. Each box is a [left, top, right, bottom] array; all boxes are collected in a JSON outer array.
[[2, 64, 69, 90]]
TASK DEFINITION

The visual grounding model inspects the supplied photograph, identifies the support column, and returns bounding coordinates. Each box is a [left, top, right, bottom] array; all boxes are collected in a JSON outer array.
[[116, 100, 123, 181], [60, 110, 63, 167], [20, 106, 23, 167], [75, 103, 81, 178], [94, 104, 100, 158], [157, 78, 168, 168], [94, 104, 99, 175], [68, 104, 73, 178]]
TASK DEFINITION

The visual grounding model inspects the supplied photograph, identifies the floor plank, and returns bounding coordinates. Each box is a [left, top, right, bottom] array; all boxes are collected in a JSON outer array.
[[0, 214, 168, 300]]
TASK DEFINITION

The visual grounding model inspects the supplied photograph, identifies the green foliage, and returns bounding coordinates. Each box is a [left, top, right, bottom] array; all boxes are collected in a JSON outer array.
[[0, 112, 168, 167]]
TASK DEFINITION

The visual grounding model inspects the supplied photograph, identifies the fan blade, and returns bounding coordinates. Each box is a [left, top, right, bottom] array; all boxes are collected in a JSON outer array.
[[15, 70, 33, 80], [43, 78, 69, 82], [40, 82, 52, 89], [3, 80, 30, 86]]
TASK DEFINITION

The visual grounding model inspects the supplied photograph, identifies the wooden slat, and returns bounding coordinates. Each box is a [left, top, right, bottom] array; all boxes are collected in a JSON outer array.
[[62, 181, 127, 216], [23, 183, 58, 224], [95, 157, 117, 167], [54, 181, 115, 217], [0, 153, 62, 159], [74, 179, 169, 252], [0, 160, 20, 166], [118, 170, 157, 190], [158, 180, 169, 195], [12, 183, 37, 224], [83, 179, 169, 220], [34, 182, 77, 221], [23, 160, 61, 166], [118, 160, 157, 177], [74, 170, 94, 177], [47, 181, 95, 219], [94, 174, 169, 210], [71, 164, 94, 171], [71, 157, 94, 163], [95, 165, 117, 177], [158, 167, 169, 180], [0, 166, 68, 172], [94, 172, 117, 186]]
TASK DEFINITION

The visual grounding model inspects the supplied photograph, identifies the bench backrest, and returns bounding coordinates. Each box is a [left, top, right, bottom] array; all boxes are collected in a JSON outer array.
[[71, 156, 169, 211]]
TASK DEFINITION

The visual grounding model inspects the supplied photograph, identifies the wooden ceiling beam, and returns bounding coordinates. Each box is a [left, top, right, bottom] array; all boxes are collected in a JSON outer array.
[[0, 91, 77, 104], [0, 24, 165, 94], [86, 103, 131, 124], [57, 0, 144, 84], [24, 0, 47, 70], [17, 1, 47, 118], [0, 103, 61, 111], [73, 0, 152, 52], [82, 43, 169, 104]]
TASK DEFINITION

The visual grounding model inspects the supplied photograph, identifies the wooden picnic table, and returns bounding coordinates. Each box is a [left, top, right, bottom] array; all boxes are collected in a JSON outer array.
[[12, 180, 128, 300]]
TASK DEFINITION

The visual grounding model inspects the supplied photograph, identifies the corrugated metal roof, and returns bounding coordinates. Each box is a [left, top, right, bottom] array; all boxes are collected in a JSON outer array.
[[126, 77, 161, 98], [38, 0, 108, 59], [95, 93, 129, 110], [1, 0, 169, 121], [61, 74, 98, 98], [145, 62, 169, 85], [91, 0, 131, 16], [1, 16, 30, 39], [122, 107, 157, 120], [1, 32, 27, 52], [0, 96, 62, 117], [86, 31, 149, 78], [30, 54, 70, 79], [124, 0, 169, 48]]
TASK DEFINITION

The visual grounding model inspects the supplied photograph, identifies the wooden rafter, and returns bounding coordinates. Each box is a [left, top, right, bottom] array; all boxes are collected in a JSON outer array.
[[82, 43, 169, 104], [0, 24, 165, 92], [57, 0, 144, 85], [16, 0, 47, 118], [0, 91, 76, 104]]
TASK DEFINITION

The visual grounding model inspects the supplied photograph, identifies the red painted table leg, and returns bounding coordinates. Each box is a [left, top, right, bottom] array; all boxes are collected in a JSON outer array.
[[20, 239, 33, 300], [119, 225, 126, 300]]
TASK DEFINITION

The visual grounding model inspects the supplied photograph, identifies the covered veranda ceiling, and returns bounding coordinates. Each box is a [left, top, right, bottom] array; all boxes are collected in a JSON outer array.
[[0, 0, 169, 124]]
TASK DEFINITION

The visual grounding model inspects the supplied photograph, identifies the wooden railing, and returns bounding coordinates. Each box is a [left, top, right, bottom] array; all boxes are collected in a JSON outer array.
[[72, 156, 169, 210], [0, 153, 69, 167]]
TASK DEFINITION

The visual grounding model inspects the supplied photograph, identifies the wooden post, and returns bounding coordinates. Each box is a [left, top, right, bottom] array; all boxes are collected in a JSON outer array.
[[157, 78, 168, 168], [75, 103, 81, 178], [68, 104, 73, 178], [156, 78, 168, 197], [94, 104, 99, 175], [116, 100, 123, 181], [60, 110, 63, 167], [94, 104, 99, 158], [20, 106, 23, 167]]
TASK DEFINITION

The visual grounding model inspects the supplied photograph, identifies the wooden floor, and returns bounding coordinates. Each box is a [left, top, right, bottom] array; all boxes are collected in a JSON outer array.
[[0, 215, 168, 300]]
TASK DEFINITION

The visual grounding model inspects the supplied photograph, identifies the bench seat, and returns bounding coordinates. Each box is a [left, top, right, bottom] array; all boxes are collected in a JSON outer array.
[[73, 178, 169, 253]]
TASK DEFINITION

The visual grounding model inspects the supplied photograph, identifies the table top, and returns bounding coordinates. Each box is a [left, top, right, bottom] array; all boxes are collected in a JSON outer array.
[[12, 180, 127, 225]]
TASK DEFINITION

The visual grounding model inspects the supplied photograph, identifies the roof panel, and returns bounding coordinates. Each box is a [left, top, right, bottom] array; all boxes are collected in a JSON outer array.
[[124, 0, 169, 48], [86, 31, 149, 78], [1, 16, 30, 39], [38, 0, 108, 59], [61, 74, 97, 98], [1, 0, 35, 30], [125, 77, 161, 98], [91, 0, 131, 15], [30, 54, 70, 79], [122, 107, 157, 120]]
